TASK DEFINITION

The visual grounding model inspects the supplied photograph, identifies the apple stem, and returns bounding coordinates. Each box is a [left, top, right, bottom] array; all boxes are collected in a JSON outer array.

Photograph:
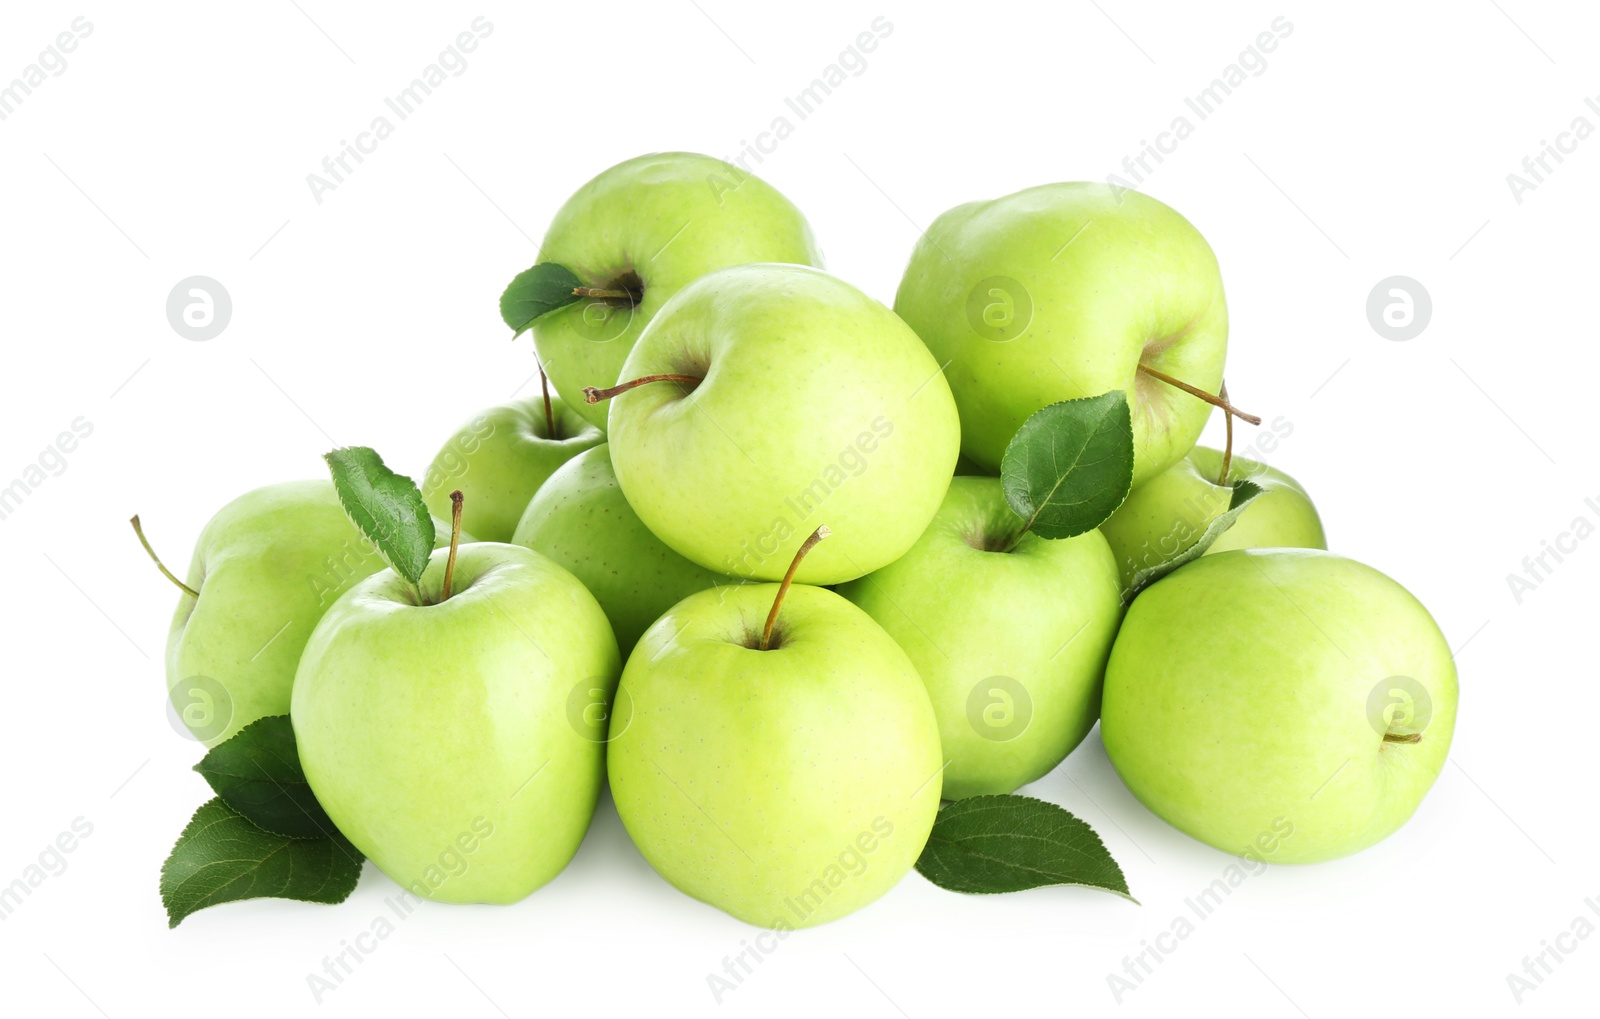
[[1383, 732, 1422, 744], [539, 361, 557, 439], [572, 286, 632, 300], [583, 373, 702, 404], [441, 491, 465, 602], [1138, 363, 1262, 426], [760, 526, 831, 651], [1217, 379, 1234, 485], [129, 515, 199, 600]]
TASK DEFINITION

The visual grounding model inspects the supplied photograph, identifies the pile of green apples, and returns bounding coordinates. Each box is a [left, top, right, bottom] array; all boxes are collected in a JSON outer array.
[[144, 152, 1458, 929]]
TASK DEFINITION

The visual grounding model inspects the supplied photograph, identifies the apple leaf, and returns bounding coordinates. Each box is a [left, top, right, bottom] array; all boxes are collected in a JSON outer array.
[[160, 798, 363, 928], [915, 794, 1135, 900], [324, 446, 435, 590], [1001, 392, 1134, 540], [1124, 479, 1264, 602], [194, 716, 339, 840], [500, 262, 583, 334]]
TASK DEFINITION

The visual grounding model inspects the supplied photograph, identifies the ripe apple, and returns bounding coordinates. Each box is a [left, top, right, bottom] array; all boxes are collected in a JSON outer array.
[[1101, 549, 1458, 863], [148, 481, 460, 746], [291, 542, 620, 902], [511, 443, 733, 656], [954, 453, 995, 477], [1189, 447, 1324, 554], [895, 183, 1230, 485], [837, 477, 1123, 798], [532, 152, 822, 430], [1098, 446, 1326, 588], [607, 573, 943, 927], [421, 393, 602, 543], [602, 263, 961, 584]]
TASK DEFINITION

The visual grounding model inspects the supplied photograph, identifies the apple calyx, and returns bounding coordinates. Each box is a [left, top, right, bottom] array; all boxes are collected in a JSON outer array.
[[969, 529, 1018, 554], [1137, 363, 1261, 427], [583, 373, 703, 404], [440, 491, 465, 602], [130, 514, 200, 600], [759, 525, 831, 651]]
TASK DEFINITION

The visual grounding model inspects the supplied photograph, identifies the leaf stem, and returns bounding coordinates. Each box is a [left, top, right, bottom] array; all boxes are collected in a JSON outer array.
[[572, 287, 632, 300], [1137, 363, 1261, 426], [441, 491, 464, 602], [130, 515, 199, 599], [760, 526, 830, 651], [1000, 525, 1030, 555], [583, 373, 703, 404]]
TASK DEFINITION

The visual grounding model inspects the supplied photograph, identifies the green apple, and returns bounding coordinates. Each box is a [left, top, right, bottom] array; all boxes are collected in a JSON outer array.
[[1191, 447, 1324, 554], [895, 183, 1229, 485], [1099, 446, 1326, 588], [837, 477, 1123, 798], [607, 580, 942, 927], [291, 543, 620, 903], [511, 443, 733, 656], [421, 394, 602, 543], [533, 152, 822, 430], [953, 453, 995, 477], [1098, 454, 1230, 588], [603, 263, 961, 584], [154, 481, 460, 746], [1101, 549, 1458, 864]]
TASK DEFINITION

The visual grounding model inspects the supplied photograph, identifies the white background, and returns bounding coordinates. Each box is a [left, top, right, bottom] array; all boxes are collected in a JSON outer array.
[[1, 1, 1594, 1015]]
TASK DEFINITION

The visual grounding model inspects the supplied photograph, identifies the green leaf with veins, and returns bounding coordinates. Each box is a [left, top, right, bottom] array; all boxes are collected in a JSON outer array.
[[324, 446, 434, 590], [915, 794, 1135, 899], [500, 262, 584, 334], [194, 715, 337, 840], [160, 798, 363, 928], [1000, 392, 1135, 540], [1124, 478, 1265, 602]]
